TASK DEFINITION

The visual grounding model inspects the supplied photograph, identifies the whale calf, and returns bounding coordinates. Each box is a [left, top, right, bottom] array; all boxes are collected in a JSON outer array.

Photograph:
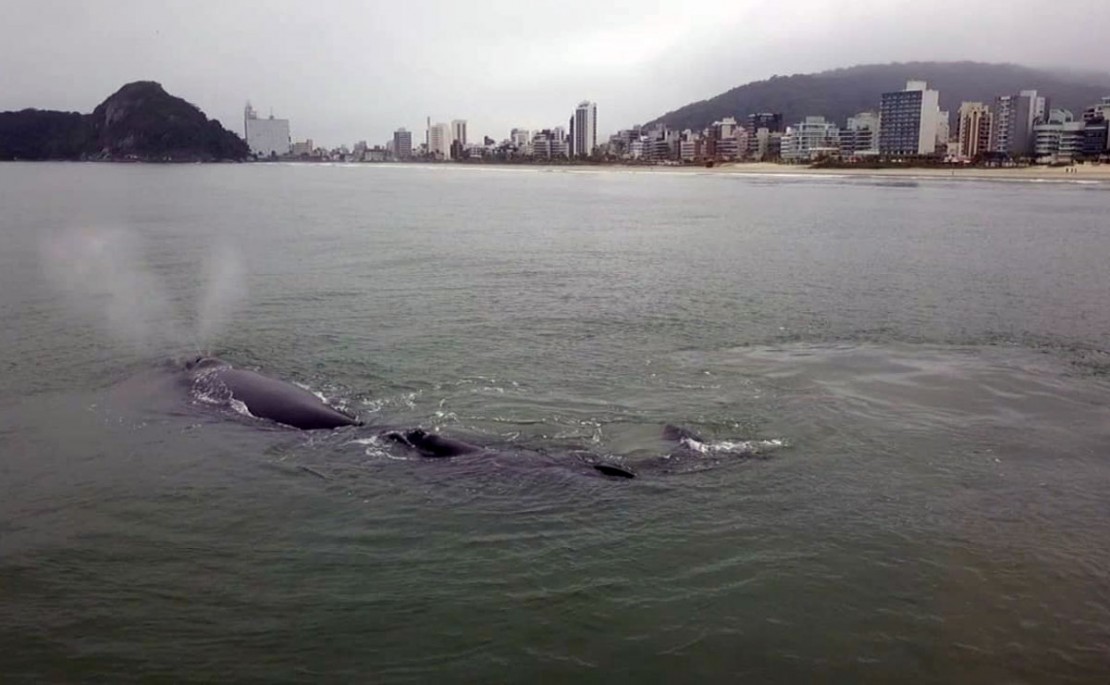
[[187, 356, 360, 430]]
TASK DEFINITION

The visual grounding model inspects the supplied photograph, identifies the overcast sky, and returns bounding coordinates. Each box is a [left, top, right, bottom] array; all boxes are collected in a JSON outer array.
[[2, 0, 1107, 147]]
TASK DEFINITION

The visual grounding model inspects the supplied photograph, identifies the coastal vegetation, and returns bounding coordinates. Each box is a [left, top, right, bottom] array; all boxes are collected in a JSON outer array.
[[0, 81, 248, 162]]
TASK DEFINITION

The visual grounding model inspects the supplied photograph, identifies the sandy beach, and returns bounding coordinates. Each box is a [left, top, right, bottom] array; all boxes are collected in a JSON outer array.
[[698, 161, 1110, 182]]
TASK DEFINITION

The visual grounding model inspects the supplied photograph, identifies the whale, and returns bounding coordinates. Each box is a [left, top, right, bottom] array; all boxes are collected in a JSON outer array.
[[378, 424, 731, 479], [182, 358, 779, 478], [187, 356, 360, 430]]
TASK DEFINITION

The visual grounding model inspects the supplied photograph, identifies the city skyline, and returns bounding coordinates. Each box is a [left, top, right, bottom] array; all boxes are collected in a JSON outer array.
[[2, 1, 1108, 148], [253, 77, 1108, 166]]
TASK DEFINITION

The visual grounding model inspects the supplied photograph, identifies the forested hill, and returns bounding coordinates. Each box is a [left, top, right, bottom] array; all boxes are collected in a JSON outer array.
[[645, 62, 1110, 131], [0, 81, 248, 162]]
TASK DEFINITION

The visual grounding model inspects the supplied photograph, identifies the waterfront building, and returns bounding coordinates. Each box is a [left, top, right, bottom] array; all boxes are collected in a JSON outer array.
[[679, 130, 704, 162], [572, 101, 598, 157], [550, 135, 569, 158], [989, 90, 1046, 158], [243, 102, 291, 157], [751, 128, 783, 161], [451, 120, 467, 147], [1082, 121, 1108, 157], [1080, 96, 1110, 158], [291, 139, 314, 157], [1082, 96, 1110, 122], [429, 122, 452, 159], [393, 128, 413, 159], [1032, 109, 1068, 156], [780, 116, 841, 162], [531, 135, 551, 160], [747, 113, 783, 156], [510, 128, 530, 148], [1031, 107, 1109, 161], [878, 81, 941, 156], [936, 111, 951, 151], [530, 129, 569, 159], [956, 102, 992, 160], [705, 117, 744, 161], [840, 112, 880, 157]]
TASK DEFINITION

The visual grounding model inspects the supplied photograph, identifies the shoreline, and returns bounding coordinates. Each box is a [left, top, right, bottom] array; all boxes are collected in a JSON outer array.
[[3, 158, 1107, 183]]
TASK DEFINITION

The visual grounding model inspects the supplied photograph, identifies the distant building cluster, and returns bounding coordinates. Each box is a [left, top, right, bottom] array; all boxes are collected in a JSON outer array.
[[243, 83, 1110, 165], [604, 81, 1109, 166], [400, 101, 599, 162]]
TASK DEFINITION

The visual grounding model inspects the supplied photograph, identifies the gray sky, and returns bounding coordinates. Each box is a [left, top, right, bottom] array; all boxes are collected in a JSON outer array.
[[2, 0, 1107, 147]]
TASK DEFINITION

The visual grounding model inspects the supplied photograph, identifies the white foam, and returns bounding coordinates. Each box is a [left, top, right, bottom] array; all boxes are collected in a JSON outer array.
[[681, 436, 786, 455], [348, 435, 397, 459]]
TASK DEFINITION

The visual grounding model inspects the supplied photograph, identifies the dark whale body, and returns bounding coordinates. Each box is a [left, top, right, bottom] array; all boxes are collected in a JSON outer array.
[[183, 358, 774, 479], [188, 357, 360, 430], [384, 429, 481, 457]]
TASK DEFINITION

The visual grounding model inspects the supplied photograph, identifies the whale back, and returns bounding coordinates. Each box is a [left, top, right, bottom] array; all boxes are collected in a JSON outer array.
[[193, 363, 359, 430]]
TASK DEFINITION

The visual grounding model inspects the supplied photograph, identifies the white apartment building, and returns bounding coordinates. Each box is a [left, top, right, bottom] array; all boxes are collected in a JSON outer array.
[[841, 112, 879, 156], [244, 103, 291, 157], [780, 116, 840, 162], [572, 101, 597, 157], [429, 122, 452, 158]]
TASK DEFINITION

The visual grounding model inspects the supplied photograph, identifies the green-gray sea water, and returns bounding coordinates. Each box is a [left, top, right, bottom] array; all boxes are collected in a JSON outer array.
[[2, 163, 1109, 682]]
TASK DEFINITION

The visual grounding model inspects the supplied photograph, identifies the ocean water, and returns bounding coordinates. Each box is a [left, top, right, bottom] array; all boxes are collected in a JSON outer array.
[[1, 162, 1109, 683]]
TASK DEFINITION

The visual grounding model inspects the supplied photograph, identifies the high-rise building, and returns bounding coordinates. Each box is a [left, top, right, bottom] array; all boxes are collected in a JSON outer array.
[[451, 120, 467, 147], [936, 111, 951, 151], [956, 102, 992, 160], [573, 101, 597, 157], [840, 112, 879, 156], [429, 122, 452, 159], [393, 128, 413, 159], [243, 102, 292, 157], [1033, 109, 1079, 160], [510, 128, 530, 148], [746, 113, 783, 156], [989, 90, 1045, 158], [752, 128, 783, 161], [878, 80, 940, 156], [1079, 97, 1109, 157], [530, 129, 569, 159], [748, 112, 783, 133], [704, 117, 744, 160]]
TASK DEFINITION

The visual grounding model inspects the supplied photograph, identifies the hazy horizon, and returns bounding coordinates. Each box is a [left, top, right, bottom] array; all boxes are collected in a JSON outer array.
[[3, 1, 1109, 147]]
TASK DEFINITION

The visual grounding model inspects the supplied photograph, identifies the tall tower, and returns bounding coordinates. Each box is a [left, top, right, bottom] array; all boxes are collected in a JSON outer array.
[[957, 102, 992, 159], [573, 101, 597, 157], [878, 80, 940, 156], [451, 120, 467, 147]]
